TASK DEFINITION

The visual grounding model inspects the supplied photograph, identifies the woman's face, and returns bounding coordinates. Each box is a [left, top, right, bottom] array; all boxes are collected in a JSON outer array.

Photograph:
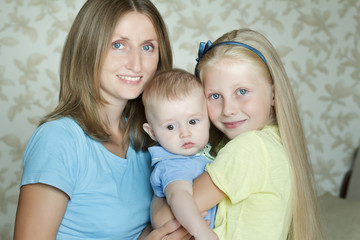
[[100, 12, 159, 106]]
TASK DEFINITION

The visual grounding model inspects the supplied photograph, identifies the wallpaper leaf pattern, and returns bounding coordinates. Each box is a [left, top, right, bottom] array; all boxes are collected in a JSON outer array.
[[0, 0, 359, 238]]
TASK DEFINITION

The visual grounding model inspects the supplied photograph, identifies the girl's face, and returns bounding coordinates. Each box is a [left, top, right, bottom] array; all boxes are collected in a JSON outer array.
[[202, 57, 274, 140], [100, 12, 159, 106]]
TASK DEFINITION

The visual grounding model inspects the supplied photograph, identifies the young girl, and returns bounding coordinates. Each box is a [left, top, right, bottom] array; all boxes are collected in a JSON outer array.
[[152, 28, 323, 240]]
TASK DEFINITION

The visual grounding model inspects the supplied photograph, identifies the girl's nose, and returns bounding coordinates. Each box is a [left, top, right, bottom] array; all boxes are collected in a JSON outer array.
[[126, 49, 141, 73], [222, 98, 238, 116]]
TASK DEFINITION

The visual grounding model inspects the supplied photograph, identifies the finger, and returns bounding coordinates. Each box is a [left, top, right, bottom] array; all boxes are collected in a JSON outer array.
[[145, 220, 180, 240], [182, 233, 193, 240], [163, 226, 190, 240], [200, 211, 208, 218]]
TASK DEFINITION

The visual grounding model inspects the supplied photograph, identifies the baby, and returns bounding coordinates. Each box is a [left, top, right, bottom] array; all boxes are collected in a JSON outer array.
[[142, 69, 218, 240]]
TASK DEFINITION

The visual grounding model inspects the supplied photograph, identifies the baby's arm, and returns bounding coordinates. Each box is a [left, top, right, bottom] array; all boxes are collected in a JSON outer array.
[[164, 180, 218, 240]]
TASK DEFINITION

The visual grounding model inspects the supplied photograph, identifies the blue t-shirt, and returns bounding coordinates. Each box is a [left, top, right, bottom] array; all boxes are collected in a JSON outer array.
[[149, 145, 217, 228], [21, 117, 153, 240]]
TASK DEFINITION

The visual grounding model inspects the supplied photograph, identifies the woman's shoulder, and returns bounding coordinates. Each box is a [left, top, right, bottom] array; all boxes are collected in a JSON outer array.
[[28, 117, 88, 149], [40, 117, 80, 130], [37, 117, 84, 137]]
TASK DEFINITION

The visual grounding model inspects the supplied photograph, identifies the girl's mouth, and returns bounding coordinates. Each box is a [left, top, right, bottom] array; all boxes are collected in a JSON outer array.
[[224, 120, 245, 129]]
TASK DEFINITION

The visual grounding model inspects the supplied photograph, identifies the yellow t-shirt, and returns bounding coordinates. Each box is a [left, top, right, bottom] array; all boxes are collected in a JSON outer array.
[[206, 125, 292, 240]]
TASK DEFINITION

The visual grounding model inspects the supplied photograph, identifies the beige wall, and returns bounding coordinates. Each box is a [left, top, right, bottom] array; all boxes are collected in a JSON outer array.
[[0, 0, 359, 238]]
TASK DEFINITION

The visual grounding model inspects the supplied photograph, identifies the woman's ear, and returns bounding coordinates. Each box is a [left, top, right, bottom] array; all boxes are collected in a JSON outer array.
[[143, 123, 157, 141]]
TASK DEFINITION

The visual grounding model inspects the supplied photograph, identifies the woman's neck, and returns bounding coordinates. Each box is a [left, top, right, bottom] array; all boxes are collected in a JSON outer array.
[[101, 101, 129, 158]]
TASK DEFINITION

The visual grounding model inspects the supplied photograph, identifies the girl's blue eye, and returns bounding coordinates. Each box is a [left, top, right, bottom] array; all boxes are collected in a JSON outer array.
[[143, 44, 153, 51], [113, 42, 124, 49], [210, 93, 221, 100], [238, 89, 247, 95], [167, 124, 175, 130], [189, 119, 199, 125]]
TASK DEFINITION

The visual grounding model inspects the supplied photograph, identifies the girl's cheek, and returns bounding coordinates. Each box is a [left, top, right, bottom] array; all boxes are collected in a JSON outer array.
[[207, 105, 219, 123]]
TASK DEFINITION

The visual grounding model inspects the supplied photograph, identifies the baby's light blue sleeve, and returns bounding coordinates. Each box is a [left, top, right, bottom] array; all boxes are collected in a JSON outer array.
[[150, 159, 198, 197]]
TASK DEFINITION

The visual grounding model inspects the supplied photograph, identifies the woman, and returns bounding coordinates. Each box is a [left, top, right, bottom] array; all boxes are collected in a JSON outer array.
[[14, 0, 189, 239]]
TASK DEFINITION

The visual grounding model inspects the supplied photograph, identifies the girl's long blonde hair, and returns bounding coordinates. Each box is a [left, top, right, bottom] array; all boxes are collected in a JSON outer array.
[[41, 0, 172, 151], [197, 28, 323, 240]]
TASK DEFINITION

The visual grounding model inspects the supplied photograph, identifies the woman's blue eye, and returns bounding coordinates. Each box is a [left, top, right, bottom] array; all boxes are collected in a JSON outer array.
[[143, 44, 153, 51], [238, 89, 247, 95], [167, 124, 175, 130], [113, 42, 123, 49], [189, 119, 199, 125], [210, 93, 221, 100]]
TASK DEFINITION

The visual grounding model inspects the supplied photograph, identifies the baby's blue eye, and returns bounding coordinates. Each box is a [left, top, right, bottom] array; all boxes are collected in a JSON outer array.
[[143, 44, 153, 51], [189, 119, 199, 125], [238, 89, 247, 95], [210, 93, 221, 100], [167, 125, 175, 130], [113, 42, 123, 49]]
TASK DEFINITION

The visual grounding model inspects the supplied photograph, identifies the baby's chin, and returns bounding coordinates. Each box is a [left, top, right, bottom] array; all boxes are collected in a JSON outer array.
[[170, 148, 202, 156]]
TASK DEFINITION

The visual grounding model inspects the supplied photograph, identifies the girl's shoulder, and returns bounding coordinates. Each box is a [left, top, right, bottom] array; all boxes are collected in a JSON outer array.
[[222, 125, 281, 155], [231, 124, 279, 143]]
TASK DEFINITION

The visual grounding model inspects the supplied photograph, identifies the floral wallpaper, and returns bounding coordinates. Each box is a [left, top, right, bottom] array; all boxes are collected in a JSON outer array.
[[0, 0, 359, 238]]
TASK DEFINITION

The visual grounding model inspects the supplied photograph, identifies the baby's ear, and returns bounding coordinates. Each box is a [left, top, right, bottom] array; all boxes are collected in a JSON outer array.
[[143, 123, 157, 141]]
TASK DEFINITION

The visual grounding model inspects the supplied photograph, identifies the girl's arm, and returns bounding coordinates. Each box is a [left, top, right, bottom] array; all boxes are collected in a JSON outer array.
[[14, 183, 69, 240], [192, 172, 226, 212]]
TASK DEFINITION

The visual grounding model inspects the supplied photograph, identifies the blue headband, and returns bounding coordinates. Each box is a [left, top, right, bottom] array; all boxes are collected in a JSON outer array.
[[195, 40, 268, 77]]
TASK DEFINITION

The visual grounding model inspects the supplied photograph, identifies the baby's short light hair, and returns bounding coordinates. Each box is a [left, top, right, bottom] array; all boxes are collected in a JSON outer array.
[[142, 68, 203, 106]]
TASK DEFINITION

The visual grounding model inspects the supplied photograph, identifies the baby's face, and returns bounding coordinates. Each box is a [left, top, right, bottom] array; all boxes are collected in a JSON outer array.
[[147, 87, 210, 156]]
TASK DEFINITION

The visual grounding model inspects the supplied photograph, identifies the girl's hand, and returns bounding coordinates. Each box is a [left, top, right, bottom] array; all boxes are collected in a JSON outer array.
[[142, 220, 191, 240]]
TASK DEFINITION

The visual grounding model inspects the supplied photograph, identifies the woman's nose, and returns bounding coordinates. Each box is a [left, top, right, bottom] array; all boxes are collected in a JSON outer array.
[[126, 49, 141, 73]]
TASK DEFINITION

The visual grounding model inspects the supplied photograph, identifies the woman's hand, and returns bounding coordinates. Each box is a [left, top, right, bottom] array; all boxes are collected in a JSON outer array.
[[142, 220, 191, 240], [147, 196, 212, 240]]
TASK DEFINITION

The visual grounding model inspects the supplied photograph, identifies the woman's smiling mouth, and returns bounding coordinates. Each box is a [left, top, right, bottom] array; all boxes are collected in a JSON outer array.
[[117, 75, 141, 82]]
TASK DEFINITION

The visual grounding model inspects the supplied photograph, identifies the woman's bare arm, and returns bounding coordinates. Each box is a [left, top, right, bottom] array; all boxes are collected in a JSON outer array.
[[14, 183, 69, 240]]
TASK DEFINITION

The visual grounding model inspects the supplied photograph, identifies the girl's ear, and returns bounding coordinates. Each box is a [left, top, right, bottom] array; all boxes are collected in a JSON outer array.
[[143, 123, 157, 141]]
